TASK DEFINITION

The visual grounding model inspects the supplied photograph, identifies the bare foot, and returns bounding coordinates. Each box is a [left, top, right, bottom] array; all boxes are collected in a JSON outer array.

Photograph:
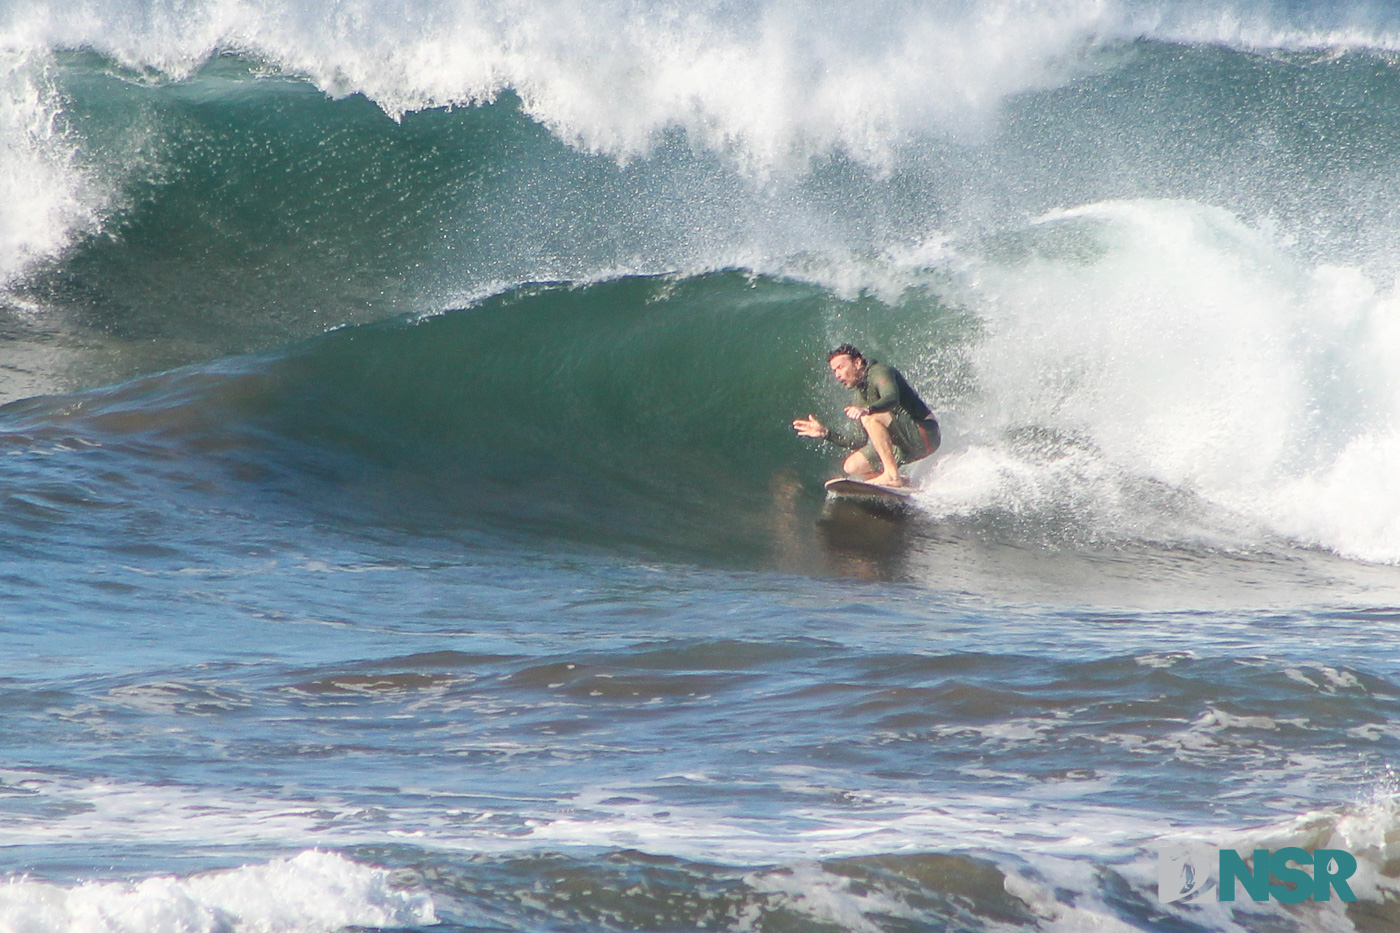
[[867, 472, 907, 488]]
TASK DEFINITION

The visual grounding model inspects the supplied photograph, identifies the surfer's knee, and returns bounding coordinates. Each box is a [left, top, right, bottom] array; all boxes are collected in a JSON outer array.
[[842, 451, 872, 476]]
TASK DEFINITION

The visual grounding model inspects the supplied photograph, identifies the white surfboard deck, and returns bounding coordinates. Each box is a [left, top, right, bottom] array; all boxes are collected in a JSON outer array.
[[824, 477, 917, 501]]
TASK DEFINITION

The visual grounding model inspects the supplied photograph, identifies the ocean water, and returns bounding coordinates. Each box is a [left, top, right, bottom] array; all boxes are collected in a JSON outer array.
[[5, 1, 1400, 930]]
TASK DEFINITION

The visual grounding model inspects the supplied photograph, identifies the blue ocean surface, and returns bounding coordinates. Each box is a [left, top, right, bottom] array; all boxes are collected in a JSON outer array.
[[4, 1, 1400, 930]]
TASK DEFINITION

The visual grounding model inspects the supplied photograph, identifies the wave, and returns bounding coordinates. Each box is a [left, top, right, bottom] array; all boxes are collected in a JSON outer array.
[[8, 0, 1400, 156], [0, 271, 956, 565], [5, 2, 1400, 308], [2, 238, 1399, 569], [5, 760, 1395, 931], [2, 2, 1400, 567]]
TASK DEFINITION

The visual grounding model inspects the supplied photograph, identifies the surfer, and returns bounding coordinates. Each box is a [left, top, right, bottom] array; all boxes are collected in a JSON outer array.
[[792, 344, 940, 487]]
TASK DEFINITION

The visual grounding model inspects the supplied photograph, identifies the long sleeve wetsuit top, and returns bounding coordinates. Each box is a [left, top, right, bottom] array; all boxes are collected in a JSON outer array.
[[825, 360, 932, 450]]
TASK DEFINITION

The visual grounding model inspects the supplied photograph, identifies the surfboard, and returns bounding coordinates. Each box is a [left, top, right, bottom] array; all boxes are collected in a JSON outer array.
[[824, 477, 916, 501]]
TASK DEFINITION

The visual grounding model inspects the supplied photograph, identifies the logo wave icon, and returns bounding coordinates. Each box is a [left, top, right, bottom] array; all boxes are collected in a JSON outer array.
[[1158, 847, 1219, 903]]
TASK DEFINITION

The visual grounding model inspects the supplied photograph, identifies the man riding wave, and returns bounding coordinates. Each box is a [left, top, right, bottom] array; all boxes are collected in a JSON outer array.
[[792, 344, 940, 487]]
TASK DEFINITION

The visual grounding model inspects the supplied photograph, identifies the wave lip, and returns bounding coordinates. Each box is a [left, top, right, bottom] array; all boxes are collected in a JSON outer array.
[[2, 0, 1122, 165], [8, 0, 1400, 174], [7, 0, 1400, 313]]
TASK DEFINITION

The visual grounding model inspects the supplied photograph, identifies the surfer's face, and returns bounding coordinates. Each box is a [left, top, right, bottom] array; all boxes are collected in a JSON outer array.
[[829, 354, 864, 388]]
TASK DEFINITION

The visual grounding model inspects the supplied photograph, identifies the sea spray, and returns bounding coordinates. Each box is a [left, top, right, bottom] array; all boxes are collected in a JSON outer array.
[[0, 50, 101, 287]]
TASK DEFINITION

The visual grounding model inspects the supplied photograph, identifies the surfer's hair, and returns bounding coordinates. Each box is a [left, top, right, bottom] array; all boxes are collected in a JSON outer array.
[[827, 344, 864, 363]]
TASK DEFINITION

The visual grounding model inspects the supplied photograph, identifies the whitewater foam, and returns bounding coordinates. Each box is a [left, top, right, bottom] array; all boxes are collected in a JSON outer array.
[[902, 198, 1400, 563], [8, 0, 1400, 173], [742, 863, 924, 933], [1138, 2, 1400, 53], [0, 850, 436, 933], [2, 755, 1397, 927], [1260, 273, 1400, 560], [0, 50, 100, 287], [2, 0, 1122, 167]]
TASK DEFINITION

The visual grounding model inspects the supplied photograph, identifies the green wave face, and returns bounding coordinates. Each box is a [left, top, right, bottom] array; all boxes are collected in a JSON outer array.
[[9, 272, 968, 564], [20, 58, 577, 355]]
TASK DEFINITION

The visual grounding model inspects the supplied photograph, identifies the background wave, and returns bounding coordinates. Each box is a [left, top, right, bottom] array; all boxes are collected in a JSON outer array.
[[6, 4, 1400, 327]]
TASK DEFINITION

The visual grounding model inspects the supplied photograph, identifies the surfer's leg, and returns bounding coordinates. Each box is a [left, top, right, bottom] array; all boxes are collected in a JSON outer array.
[[843, 449, 878, 479], [858, 411, 906, 486]]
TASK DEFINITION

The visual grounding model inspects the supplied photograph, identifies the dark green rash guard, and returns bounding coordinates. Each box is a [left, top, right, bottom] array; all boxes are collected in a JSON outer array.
[[824, 360, 934, 452]]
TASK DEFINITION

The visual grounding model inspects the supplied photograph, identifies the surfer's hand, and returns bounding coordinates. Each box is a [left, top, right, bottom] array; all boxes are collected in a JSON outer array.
[[844, 405, 869, 420], [793, 415, 827, 438]]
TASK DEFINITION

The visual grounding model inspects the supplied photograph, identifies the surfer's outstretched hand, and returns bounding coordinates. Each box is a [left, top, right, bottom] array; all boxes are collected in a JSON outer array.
[[792, 414, 827, 438]]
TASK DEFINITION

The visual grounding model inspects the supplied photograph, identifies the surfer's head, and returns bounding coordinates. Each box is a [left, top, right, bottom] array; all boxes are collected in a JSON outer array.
[[827, 345, 866, 387], [828, 344, 864, 364]]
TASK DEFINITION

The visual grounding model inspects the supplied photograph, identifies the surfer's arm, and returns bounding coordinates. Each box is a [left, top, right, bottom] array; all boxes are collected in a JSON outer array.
[[794, 414, 862, 449], [822, 424, 864, 450]]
